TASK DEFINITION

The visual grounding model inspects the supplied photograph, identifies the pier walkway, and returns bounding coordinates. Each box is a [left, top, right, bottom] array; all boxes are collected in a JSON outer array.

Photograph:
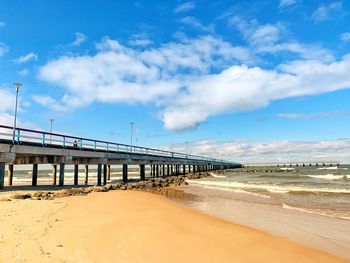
[[0, 125, 240, 189]]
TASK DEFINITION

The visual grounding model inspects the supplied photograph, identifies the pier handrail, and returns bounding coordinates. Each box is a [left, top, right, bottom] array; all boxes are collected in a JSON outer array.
[[0, 124, 233, 164]]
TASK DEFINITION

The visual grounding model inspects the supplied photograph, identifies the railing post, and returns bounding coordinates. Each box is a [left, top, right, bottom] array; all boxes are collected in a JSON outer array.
[[63, 136, 66, 148], [42, 133, 45, 145], [16, 130, 20, 143], [94, 141, 97, 151], [80, 139, 83, 150]]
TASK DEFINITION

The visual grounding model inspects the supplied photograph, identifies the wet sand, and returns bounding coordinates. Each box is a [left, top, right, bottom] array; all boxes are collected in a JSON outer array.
[[0, 190, 349, 262]]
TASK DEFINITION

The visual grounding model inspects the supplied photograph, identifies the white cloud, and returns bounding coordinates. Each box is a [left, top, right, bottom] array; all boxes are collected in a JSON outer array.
[[0, 42, 9, 57], [229, 17, 334, 62], [0, 21, 5, 28], [32, 95, 68, 112], [279, 0, 297, 8], [15, 52, 38, 63], [341, 32, 350, 42], [37, 36, 350, 131], [277, 111, 348, 119], [311, 1, 343, 23], [177, 16, 215, 33], [166, 139, 350, 163], [72, 32, 87, 46], [175, 2, 196, 13]]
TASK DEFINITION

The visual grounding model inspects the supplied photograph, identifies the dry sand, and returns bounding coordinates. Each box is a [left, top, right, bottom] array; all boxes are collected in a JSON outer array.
[[0, 190, 349, 263]]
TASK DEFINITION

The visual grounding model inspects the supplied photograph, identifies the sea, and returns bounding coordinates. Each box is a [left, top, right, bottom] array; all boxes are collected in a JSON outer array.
[[185, 165, 350, 220], [161, 165, 350, 259]]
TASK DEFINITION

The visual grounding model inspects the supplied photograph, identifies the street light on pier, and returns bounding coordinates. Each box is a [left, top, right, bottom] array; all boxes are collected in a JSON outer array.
[[12, 82, 22, 145], [129, 122, 134, 151], [49, 119, 54, 144]]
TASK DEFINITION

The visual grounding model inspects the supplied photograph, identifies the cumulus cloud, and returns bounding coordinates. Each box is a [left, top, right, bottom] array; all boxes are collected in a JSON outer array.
[[0, 42, 9, 57], [14, 52, 38, 63], [37, 35, 350, 131], [166, 139, 350, 163], [311, 1, 343, 23], [72, 32, 87, 46], [175, 1, 196, 13], [279, 0, 297, 8], [229, 17, 334, 62]]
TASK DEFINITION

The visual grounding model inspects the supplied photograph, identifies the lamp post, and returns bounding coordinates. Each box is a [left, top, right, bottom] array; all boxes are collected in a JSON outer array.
[[12, 82, 22, 144], [49, 119, 54, 144], [129, 122, 134, 151]]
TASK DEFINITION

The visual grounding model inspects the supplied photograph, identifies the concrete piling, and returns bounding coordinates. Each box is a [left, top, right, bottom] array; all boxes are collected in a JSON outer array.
[[140, 164, 145, 181], [107, 164, 111, 181], [32, 164, 38, 186], [52, 164, 57, 185], [59, 163, 65, 187], [84, 165, 89, 185], [123, 164, 128, 183], [162, 165, 166, 178], [156, 165, 159, 178], [74, 164, 79, 186], [0, 162, 5, 189], [97, 164, 102, 186], [103, 164, 107, 185], [8, 164, 14, 186]]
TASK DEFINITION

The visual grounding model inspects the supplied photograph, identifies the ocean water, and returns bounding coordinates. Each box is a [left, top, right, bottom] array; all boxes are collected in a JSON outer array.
[[186, 165, 350, 220]]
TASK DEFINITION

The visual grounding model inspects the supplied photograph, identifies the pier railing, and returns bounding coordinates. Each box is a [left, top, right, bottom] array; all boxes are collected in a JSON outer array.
[[0, 125, 230, 164]]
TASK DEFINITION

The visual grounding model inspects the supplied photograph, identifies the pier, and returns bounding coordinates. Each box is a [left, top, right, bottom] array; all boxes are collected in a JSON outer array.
[[0, 125, 240, 189], [243, 162, 340, 168]]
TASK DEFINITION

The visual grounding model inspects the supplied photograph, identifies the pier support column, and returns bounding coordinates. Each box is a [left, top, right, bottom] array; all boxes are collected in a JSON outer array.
[[59, 163, 65, 187], [188, 165, 191, 173], [152, 165, 156, 178], [107, 165, 111, 181], [167, 165, 170, 176], [0, 162, 5, 189], [84, 165, 89, 185], [52, 164, 57, 185], [74, 164, 79, 186], [32, 164, 38, 186], [103, 164, 107, 185], [140, 164, 145, 181], [156, 165, 159, 178], [8, 164, 14, 186], [162, 165, 166, 178], [183, 165, 186, 175], [123, 164, 128, 183], [97, 164, 102, 186]]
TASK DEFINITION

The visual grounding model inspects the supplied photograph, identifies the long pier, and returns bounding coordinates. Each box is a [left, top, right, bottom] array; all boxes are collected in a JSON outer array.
[[0, 125, 240, 189], [244, 162, 340, 167]]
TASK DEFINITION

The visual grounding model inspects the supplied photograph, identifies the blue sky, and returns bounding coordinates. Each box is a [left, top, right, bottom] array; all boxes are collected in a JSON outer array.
[[1, 0, 350, 162]]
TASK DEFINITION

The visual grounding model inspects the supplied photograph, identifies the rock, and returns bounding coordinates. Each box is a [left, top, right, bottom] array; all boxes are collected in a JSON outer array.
[[0, 197, 11, 202], [10, 193, 32, 200], [92, 186, 108, 192]]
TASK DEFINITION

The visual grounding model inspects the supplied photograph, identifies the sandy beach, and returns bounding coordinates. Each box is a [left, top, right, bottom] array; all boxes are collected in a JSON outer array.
[[0, 190, 348, 263]]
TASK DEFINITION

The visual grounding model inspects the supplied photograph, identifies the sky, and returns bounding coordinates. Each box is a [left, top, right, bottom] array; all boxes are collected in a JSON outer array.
[[0, 0, 350, 163]]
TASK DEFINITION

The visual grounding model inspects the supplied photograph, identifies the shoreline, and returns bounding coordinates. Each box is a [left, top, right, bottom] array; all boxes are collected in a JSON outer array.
[[162, 184, 350, 259], [0, 189, 349, 262]]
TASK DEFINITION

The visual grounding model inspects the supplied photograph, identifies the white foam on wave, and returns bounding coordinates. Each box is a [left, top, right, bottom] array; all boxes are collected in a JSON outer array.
[[282, 203, 350, 221], [317, 167, 338, 170], [186, 180, 350, 194], [307, 174, 348, 180], [209, 172, 227, 178], [200, 184, 271, 199]]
